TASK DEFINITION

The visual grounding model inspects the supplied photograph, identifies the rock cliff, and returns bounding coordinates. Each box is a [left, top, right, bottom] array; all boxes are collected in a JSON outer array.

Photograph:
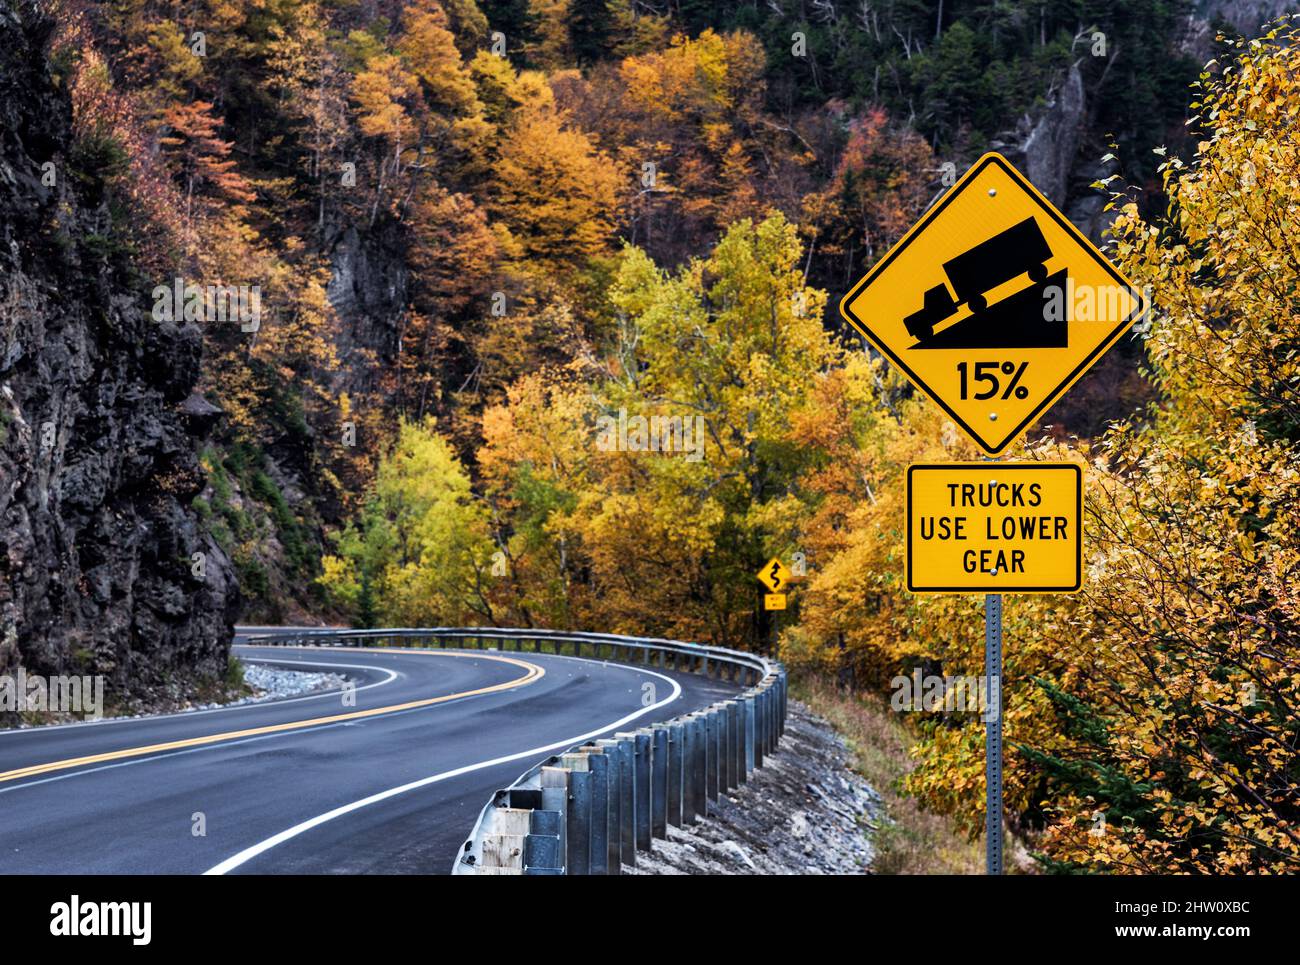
[[0, 1, 238, 718]]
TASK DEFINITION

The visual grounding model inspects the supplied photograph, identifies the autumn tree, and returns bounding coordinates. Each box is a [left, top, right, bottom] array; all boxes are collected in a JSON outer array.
[[318, 419, 496, 626], [463, 55, 619, 284], [159, 99, 254, 232], [800, 107, 936, 293]]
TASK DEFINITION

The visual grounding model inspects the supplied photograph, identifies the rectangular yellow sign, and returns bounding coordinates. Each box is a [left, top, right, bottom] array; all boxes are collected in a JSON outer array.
[[906, 463, 1082, 593]]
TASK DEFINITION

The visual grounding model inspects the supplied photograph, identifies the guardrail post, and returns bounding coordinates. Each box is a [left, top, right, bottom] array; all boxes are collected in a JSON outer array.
[[779, 672, 788, 738], [769, 682, 779, 750], [736, 699, 748, 784], [743, 697, 756, 775], [736, 698, 747, 781], [722, 702, 733, 795], [717, 707, 728, 795], [705, 709, 720, 803], [650, 726, 668, 839], [615, 735, 636, 867], [766, 685, 776, 754], [697, 713, 711, 815], [772, 684, 779, 748], [540, 765, 568, 869], [524, 809, 563, 875], [760, 687, 769, 757], [725, 700, 739, 789], [580, 747, 613, 874], [667, 722, 684, 826], [689, 714, 707, 820], [633, 730, 652, 852], [721, 702, 733, 791], [595, 743, 621, 873], [560, 757, 591, 876], [481, 807, 530, 873], [680, 719, 697, 824], [759, 686, 769, 764]]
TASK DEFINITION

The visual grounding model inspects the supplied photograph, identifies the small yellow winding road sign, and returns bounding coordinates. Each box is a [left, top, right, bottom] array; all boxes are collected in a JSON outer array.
[[757, 557, 791, 593]]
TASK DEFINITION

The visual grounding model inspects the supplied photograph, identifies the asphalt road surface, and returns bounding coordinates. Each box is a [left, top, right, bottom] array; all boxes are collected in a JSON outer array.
[[0, 635, 738, 874]]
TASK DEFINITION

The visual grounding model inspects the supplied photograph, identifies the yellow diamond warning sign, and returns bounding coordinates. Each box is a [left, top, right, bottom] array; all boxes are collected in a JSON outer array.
[[757, 557, 791, 593], [907, 463, 1082, 593], [840, 153, 1147, 455]]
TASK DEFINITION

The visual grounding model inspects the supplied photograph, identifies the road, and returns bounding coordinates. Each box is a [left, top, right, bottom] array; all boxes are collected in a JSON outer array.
[[0, 637, 738, 874]]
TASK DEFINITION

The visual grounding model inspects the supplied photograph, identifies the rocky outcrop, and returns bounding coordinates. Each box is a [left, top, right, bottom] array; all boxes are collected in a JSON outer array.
[[0, 2, 238, 717], [988, 59, 1122, 244], [325, 221, 408, 398], [995, 9, 1294, 245]]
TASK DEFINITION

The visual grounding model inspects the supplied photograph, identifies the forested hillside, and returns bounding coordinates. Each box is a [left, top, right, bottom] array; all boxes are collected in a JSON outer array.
[[5, 0, 1297, 872], [34, 0, 1242, 621]]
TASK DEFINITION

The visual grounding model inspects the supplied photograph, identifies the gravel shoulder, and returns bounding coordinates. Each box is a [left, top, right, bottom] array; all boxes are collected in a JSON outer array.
[[629, 699, 881, 874], [239, 663, 348, 703]]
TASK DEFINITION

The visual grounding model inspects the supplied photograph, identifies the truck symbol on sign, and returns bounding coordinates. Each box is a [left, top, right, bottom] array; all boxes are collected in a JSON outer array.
[[903, 217, 1053, 342]]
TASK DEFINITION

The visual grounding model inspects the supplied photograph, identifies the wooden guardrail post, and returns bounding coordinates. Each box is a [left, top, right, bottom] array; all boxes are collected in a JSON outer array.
[[481, 807, 530, 874]]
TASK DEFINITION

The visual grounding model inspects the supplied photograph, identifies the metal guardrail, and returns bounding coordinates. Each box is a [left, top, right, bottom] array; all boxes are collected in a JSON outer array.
[[240, 626, 787, 875]]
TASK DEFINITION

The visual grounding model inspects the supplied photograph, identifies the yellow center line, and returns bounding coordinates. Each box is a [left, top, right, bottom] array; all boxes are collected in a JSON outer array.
[[0, 649, 544, 785]]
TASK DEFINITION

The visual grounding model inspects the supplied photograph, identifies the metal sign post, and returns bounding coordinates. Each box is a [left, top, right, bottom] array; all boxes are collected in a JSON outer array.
[[984, 592, 1003, 875]]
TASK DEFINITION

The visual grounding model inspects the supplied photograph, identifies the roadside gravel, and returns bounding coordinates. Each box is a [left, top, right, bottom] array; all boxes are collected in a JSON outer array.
[[628, 699, 881, 875], [239, 663, 348, 702]]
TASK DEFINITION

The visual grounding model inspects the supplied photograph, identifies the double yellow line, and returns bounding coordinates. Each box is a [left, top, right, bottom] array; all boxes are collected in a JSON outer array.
[[0, 649, 544, 786]]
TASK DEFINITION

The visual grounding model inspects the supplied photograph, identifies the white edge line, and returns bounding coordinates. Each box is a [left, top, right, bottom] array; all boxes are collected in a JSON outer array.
[[202, 667, 683, 875]]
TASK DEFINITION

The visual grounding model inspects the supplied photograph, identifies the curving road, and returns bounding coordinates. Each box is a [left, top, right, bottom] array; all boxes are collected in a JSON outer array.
[[0, 636, 738, 874]]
